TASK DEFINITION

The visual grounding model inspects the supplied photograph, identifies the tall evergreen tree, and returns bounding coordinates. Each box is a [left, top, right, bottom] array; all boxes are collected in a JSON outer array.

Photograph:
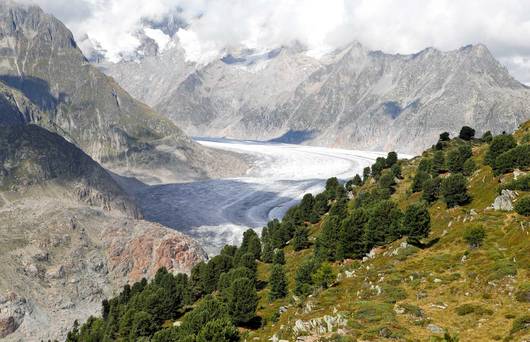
[[227, 277, 258, 325], [402, 203, 431, 242], [294, 259, 317, 296], [485, 134, 517, 166], [352, 174, 363, 186], [431, 150, 445, 175], [364, 200, 403, 249], [459, 126, 476, 140], [422, 177, 442, 203], [292, 226, 310, 251], [371, 157, 387, 179], [338, 208, 368, 259], [268, 264, 288, 301], [239, 229, 261, 260], [411, 170, 430, 193], [363, 166, 371, 182], [386, 151, 398, 167], [260, 227, 274, 263], [315, 215, 341, 261], [441, 173, 470, 208], [272, 249, 285, 265]]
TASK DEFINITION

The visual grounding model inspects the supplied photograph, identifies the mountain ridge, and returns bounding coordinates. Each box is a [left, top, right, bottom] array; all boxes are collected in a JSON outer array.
[[103, 38, 530, 154]]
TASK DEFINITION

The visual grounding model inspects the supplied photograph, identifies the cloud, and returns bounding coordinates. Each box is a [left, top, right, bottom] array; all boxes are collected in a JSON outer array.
[[22, 0, 530, 83]]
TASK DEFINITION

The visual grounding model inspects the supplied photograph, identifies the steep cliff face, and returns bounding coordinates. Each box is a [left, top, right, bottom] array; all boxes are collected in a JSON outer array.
[[0, 124, 207, 341], [104, 38, 530, 154], [0, 124, 140, 217], [0, 2, 247, 183]]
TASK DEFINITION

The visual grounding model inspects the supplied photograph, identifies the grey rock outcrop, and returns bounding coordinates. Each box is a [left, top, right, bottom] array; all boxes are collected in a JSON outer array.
[[492, 190, 517, 211], [104, 38, 530, 154]]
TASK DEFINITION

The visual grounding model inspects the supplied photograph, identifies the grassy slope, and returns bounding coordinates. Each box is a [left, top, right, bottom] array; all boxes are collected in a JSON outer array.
[[247, 125, 530, 341]]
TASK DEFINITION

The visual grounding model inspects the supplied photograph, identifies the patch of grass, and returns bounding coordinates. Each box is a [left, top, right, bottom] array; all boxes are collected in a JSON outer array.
[[515, 283, 530, 303], [455, 303, 493, 316], [381, 285, 407, 303], [354, 301, 395, 323], [400, 303, 424, 317], [489, 258, 517, 280], [510, 315, 530, 335]]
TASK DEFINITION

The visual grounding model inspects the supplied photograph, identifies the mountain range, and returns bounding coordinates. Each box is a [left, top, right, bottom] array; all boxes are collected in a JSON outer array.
[[0, 1, 246, 184], [103, 36, 530, 154]]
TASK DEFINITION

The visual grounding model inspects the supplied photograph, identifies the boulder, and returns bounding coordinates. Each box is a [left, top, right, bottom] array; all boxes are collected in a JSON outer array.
[[492, 190, 517, 211], [427, 323, 444, 334]]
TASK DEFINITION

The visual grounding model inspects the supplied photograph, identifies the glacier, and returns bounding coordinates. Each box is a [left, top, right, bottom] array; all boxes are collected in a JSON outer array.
[[137, 138, 395, 256]]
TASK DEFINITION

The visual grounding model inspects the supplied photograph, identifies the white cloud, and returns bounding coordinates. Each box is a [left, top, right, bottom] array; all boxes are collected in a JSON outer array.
[[22, 0, 530, 83]]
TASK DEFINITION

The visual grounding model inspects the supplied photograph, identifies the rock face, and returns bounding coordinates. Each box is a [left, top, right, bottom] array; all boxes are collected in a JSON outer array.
[[0, 124, 140, 217], [0, 2, 246, 183], [492, 190, 517, 211], [104, 39, 530, 154], [0, 125, 207, 341]]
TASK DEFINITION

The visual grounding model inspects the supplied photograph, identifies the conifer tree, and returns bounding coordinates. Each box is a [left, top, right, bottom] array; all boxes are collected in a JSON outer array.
[[227, 277, 258, 325], [386, 151, 398, 167], [338, 208, 368, 259], [272, 249, 285, 265], [441, 173, 470, 207], [422, 177, 442, 203], [239, 229, 261, 260], [431, 150, 445, 175], [411, 170, 430, 193], [268, 264, 288, 301], [292, 226, 310, 251], [402, 203, 431, 242], [363, 166, 371, 182], [294, 259, 317, 296], [353, 174, 363, 186]]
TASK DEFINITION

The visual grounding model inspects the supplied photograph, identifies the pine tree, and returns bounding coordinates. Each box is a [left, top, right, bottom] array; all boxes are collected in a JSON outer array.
[[312, 262, 336, 289], [391, 163, 402, 179], [227, 277, 258, 325], [411, 171, 430, 193], [315, 215, 341, 261], [240, 229, 261, 260], [422, 177, 442, 203], [458, 126, 475, 140], [299, 193, 315, 221], [66, 320, 80, 342], [294, 259, 317, 296], [196, 318, 239, 342], [292, 226, 310, 251], [379, 170, 396, 193], [386, 151, 398, 167], [463, 158, 476, 176], [481, 131, 493, 143], [402, 203, 431, 242], [364, 200, 403, 248], [431, 150, 445, 175], [261, 227, 274, 263], [441, 173, 470, 208], [485, 134, 517, 166], [352, 174, 363, 186], [268, 264, 288, 301], [439, 132, 450, 141], [363, 167, 371, 182], [371, 157, 387, 179], [272, 249, 285, 265], [338, 208, 368, 259], [447, 144, 472, 173], [238, 253, 257, 277]]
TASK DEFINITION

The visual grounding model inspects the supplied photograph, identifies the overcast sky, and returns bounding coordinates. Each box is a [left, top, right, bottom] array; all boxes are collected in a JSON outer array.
[[25, 0, 530, 84]]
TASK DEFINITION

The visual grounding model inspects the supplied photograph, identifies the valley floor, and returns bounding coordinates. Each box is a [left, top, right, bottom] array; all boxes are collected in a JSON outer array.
[[136, 138, 390, 255]]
